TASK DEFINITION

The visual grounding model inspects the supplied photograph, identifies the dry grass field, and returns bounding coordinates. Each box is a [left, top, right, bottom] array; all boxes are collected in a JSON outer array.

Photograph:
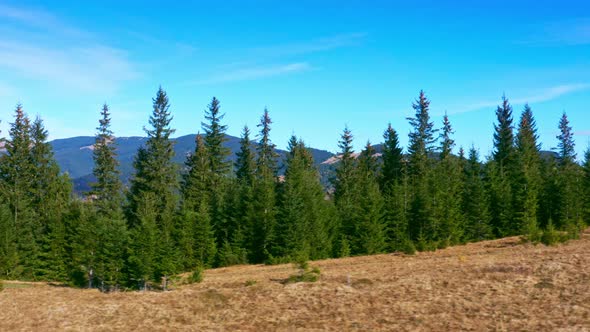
[[2, 230, 590, 331]]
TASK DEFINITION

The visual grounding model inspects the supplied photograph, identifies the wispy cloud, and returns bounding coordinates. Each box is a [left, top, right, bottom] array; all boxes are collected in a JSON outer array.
[[518, 19, 590, 46], [0, 4, 138, 94], [195, 62, 312, 84], [0, 3, 87, 38], [0, 41, 137, 93], [447, 83, 590, 115], [188, 32, 365, 85], [251, 32, 367, 57]]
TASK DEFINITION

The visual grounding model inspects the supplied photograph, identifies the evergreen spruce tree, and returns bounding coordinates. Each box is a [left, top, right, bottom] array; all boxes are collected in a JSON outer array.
[[332, 126, 357, 256], [201, 97, 232, 247], [381, 123, 403, 189], [228, 126, 256, 263], [88, 104, 127, 288], [582, 146, 590, 225], [0, 203, 18, 279], [0, 105, 40, 279], [29, 116, 72, 280], [514, 104, 542, 240], [127, 193, 158, 289], [554, 112, 583, 233], [182, 135, 210, 210], [180, 135, 217, 268], [406, 91, 436, 247], [462, 148, 492, 241], [249, 108, 278, 263], [432, 114, 463, 247], [276, 136, 335, 260], [235, 126, 256, 186], [380, 124, 411, 252], [488, 96, 516, 236], [92, 104, 123, 217], [354, 142, 386, 254], [127, 87, 179, 284]]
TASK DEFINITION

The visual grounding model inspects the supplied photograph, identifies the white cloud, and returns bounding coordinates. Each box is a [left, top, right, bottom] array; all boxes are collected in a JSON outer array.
[[511, 83, 590, 104], [251, 32, 367, 57], [447, 83, 590, 115], [196, 62, 312, 84], [0, 3, 88, 38], [518, 19, 590, 46], [0, 4, 138, 94]]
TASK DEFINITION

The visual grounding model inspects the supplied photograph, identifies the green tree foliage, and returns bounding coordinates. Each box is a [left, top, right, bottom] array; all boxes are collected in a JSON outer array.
[[92, 104, 123, 217], [462, 148, 492, 241], [0, 105, 41, 279], [380, 124, 403, 189], [249, 108, 279, 263], [354, 142, 386, 254], [202, 97, 231, 176], [432, 114, 463, 247], [554, 112, 583, 233], [332, 127, 357, 256], [127, 87, 179, 284], [514, 104, 542, 241], [127, 193, 158, 289], [182, 135, 210, 210], [29, 117, 73, 281], [2, 88, 589, 288], [201, 97, 232, 247], [380, 124, 411, 252], [221, 126, 256, 266], [583, 147, 590, 225], [276, 136, 335, 260], [179, 136, 217, 269], [406, 91, 436, 246], [488, 96, 516, 237]]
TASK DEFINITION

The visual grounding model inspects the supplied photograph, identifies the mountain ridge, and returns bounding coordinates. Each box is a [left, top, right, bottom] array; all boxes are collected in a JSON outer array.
[[47, 134, 335, 193]]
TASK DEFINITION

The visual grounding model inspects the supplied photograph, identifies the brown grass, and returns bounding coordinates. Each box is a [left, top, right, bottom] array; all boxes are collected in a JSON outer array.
[[2, 230, 590, 331]]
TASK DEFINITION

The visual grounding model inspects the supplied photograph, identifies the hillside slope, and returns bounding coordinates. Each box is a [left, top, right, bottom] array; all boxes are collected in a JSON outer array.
[[2, 229, 589, 331]]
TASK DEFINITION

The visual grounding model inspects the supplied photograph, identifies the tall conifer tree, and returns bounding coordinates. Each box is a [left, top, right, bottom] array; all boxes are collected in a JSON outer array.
[[463, 148, 492, 241], [488, 96, 516, 236], [332, 126, 356, 256], [406, 91, 436, 247], [128, 87, 179, 284], [432, 114, 463, 247], [514, 104, 542, 240], [554, 112, 583, 232], [92, 104, 123, 216], [249, 108, 278, 263]]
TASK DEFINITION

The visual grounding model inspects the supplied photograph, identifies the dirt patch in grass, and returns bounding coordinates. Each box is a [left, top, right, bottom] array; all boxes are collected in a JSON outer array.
[[2, 229, 590, 331]]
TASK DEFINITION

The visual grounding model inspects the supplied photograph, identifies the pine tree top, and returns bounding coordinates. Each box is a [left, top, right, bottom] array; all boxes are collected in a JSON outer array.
[[556, 111, 576, 164], [492, 95, 515, 167], [439, 113, 455, 160]]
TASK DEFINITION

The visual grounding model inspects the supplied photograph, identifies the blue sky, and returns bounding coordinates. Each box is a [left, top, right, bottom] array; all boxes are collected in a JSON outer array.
[[1, 0, 589, 158]]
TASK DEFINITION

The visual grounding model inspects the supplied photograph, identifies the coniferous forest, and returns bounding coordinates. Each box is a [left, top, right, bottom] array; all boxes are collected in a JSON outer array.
[[0, 88, 588, 290]]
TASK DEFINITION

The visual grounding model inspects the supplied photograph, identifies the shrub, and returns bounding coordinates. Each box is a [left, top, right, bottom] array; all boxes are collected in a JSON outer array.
[[0, 280, 3, 292], [189, 266, 204, 284], [283, 260, 320, 284], [541, 220, 561, 246], [401, 239, 416, 255]]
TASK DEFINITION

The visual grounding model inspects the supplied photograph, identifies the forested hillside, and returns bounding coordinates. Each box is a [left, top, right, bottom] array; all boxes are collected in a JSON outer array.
[[0, 88, 588, 290]]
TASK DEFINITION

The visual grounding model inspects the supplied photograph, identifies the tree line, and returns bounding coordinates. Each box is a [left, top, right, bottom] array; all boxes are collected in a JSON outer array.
[[0, 88, 588, 290]]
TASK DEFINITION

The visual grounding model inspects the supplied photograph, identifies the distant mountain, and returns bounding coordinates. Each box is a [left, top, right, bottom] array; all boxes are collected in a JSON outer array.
[[48, 134, 334, 193]]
